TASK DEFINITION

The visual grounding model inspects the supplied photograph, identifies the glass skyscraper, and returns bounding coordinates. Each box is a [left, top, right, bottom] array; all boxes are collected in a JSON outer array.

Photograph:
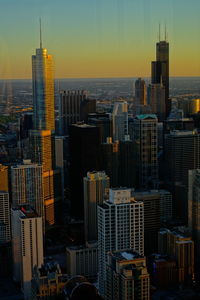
[[32, 47, 55, 131]]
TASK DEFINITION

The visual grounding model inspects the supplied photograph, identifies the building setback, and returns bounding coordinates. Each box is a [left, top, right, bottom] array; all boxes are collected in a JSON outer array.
[[98, 188, 144, 296], [106, 250, 150, 300]]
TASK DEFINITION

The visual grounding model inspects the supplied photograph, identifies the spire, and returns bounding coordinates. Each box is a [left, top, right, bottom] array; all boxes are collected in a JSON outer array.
[[159, 23, 161, 42], [165, 23, 167, 41], [40, 17, 42, 48]]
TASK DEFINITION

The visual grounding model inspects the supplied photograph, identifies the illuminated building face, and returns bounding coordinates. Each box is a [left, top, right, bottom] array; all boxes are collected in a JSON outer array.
[[32, 48, 55, 131]]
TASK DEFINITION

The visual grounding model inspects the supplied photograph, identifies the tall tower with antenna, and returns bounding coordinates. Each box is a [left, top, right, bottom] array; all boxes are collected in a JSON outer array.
[[151, 24, 170, 117], [32, 19, 55, 131], [30, 21, 61, 227]]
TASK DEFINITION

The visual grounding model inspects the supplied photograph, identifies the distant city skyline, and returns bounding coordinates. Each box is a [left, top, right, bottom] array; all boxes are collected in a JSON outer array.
[[0, 0, 200, 79]]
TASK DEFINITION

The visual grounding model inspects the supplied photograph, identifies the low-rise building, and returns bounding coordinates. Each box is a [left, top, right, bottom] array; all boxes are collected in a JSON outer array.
[[66, 241, 98, 282], [31, 262, 68, 299]]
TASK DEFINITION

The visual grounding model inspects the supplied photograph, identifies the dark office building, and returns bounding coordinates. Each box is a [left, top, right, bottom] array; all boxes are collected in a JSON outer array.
[[133, 191, 161, 255], [58, 90, 96, 135], [133, 114, 158, 189], [152, 39, 170, 116], [20, 113, 33, 139], [69, 124, 101, 219], [101, 138, 119, 187], [100, 137, 136, 188], [118, 139, 136, 188], [88, 113, 112, 143], [164, 130, 200, 221], [80, 98, 96, 123], [163, 118, 194, 135]]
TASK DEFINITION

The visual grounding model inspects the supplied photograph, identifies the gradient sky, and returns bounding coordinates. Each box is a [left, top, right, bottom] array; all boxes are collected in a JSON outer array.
[[0, 0, 200, 79]]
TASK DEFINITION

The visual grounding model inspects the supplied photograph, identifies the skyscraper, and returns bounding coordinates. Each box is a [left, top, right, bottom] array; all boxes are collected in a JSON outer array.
[[84, 171, 110, 242], [0, 192, 10, 243], [98, 188, 144, 295], [11, 205, 43, 300], [11, 160, 44, 219], [112, 101, 128, 141], [58, 90, 96, 135], [29, 130, 53, 172], [132, 190, 161, 254], [32, 28, 55, 131], [101, 138, 119, 187], [29, 130, 62, 226], [165, 130, 200, 220], [133, 114, 158, 189], [151, 35, 170, 116], [188, 169, 200, 268], [69, 123, 101, 219], [134, 78, 147, 114], [88, 113, 112, 143], [106, 250, 150, 300], [147, 83, 166, 121]]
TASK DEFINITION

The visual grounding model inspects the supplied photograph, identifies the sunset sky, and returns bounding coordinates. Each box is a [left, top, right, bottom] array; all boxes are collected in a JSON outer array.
[[0, 0, 200, 79]]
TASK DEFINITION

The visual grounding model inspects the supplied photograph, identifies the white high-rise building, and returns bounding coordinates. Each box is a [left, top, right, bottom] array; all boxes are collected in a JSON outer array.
[[11, 205, 43, 300], [98, 188, 144, 295], [11, 160, 44, 219], [0, 192, 10, 243], [112, 101, 128, 141]]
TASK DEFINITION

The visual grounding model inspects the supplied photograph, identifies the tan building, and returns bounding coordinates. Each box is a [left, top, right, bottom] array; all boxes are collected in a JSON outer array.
[[11, 205, 43, 300], [66, 241, 98, 281], [149, 254, 177, 288], [84, 171, 110, 242], [0, 164, 8, 191], [134, 78, 147, 115], [31, 262, 68, 299], [106, 250, 150, 300], [158, 228, 194, 283], [147, 83, 166, 121]]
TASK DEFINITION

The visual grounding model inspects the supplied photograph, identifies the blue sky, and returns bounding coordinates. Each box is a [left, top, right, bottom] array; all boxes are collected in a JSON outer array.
[[0, 0, 200, 78]]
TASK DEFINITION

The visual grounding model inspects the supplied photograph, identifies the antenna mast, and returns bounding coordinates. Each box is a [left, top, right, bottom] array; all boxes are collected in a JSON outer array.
[[159, 23, 161, 41], [165, 23, 167, 41], [40, 18, 42, 48]]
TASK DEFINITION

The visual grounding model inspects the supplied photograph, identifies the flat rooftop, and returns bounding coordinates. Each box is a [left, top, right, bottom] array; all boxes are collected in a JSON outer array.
[[111, 249, 142, 261]]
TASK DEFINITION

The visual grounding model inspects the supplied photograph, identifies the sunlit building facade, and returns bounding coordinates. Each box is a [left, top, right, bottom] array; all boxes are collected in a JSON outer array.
[[84, 171, 110, 242], [32, 48, 55, 131], [0, 164, 9, 192]]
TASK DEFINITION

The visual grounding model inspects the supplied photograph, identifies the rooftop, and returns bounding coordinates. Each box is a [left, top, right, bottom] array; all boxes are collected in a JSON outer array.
[[135, 114, 157, 120], [19, 205, 38, 218], [111, 249, 142, 262]]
